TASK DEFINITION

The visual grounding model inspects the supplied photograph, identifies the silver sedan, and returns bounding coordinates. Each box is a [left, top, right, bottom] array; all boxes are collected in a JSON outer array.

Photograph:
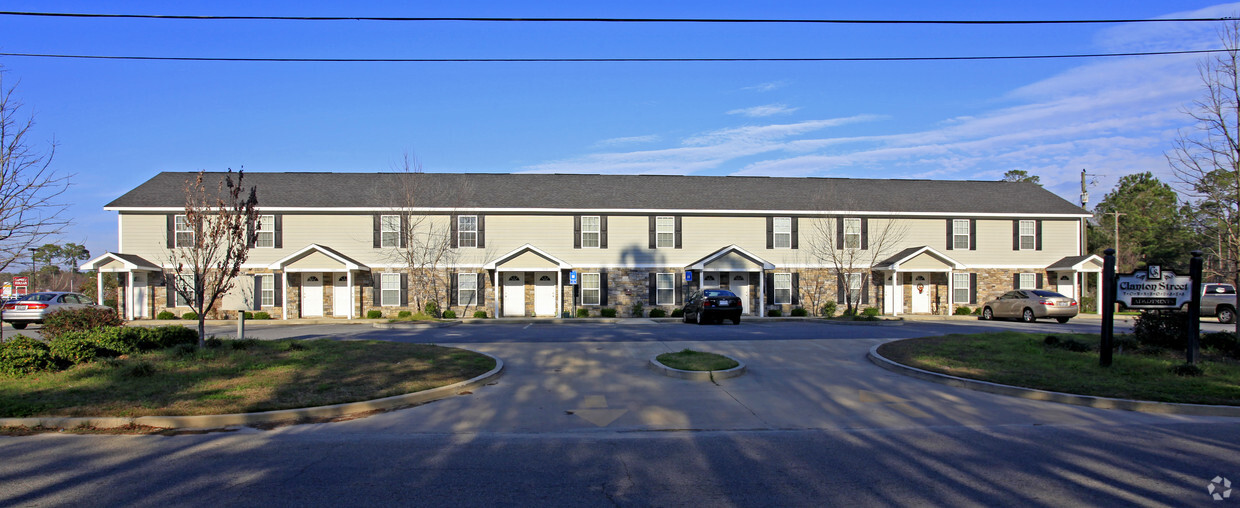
[[2, 292, 112, 329], [981, 289, 1079, 323]]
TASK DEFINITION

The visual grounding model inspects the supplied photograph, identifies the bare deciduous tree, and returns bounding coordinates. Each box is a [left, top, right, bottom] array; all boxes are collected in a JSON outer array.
[[164, 170, 258, 345], [1169, 20, 1240, 334], [806, 216, 907, 316], [0, 69, 70, 275]]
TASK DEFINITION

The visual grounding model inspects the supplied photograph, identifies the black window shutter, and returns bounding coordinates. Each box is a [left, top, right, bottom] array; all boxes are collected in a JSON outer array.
[[600, 216, 608, 249], [274, 215, 283, 248], [1012, 220, 1020, 250], [836, 276, 845, 304], [166, 272, 176, 306], [1013, 273, 1020, 289], [792, 273, 800, 305], [969, 273, 978, 304], [648, 272, 656, 304], [574, 216, 581, 249], [274, 275, 283, 307], [247, 219, 256, 248], [477, 215, 486, 248], [373, 214, 381, 248], [674, 216, 682, 249], [399, 215, 407, 248], [1035, 220, 1043, 251], [600, 270, 609, 306], [969, 219, 977, 251], [791, 217, 799, 249], [861, 218, 869, 250], [945, 219, 954, 250], [166, 214, 175, 248], [766, 216, 774, 249], [450, 273, 458, 306], [674, 270, 681, 303], [648, 216, 657, 249], [400, 273, 409, 306], [862, 274, 870, 305], [1036, 273, 1043, 289], [372, 275, 380, 306], [450, 214, 459, 249], [836, 218, 845, 249], [252, 275, 261, 310], [765, 273, 775, 304]]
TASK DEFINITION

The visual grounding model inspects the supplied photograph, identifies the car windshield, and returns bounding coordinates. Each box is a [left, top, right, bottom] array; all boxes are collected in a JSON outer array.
[[1029, 290, 1066, 298], [17, 293, 56, 302], [704, 290, 736, 298]]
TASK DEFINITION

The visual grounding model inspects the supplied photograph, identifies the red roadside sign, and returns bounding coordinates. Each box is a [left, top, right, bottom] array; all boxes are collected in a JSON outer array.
[[12, 276, 27, 286]]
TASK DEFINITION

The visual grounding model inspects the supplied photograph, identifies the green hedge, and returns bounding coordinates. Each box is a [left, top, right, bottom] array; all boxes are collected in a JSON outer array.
[[157, 311, 178, 320], [769, 309, 783, 317], [0, 336, 55, 375], [442, 310, 457, 318], [366, 310, 382, 319], [473, 310, 488, 319], [182, 312, 198, 320], [648, 308, 667, 318], [791, 307, 808, 317], [600, 308, 617, 318], [41, 307, 124, 341]]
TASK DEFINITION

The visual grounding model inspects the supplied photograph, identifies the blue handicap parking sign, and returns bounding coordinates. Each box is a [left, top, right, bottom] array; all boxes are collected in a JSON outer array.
[[685, 271, 693, 282], [569, 270, 578, 285]]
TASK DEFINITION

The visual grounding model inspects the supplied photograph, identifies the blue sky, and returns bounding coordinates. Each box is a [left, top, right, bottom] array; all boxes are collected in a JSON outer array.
[[0, 1, 1235, 260]]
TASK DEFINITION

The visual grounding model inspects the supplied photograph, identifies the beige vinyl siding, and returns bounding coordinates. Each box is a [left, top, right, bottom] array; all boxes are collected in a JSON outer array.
[[119, 213, 172, 257], [682, 216, 766, 261], [947, 219, 1079, 266], [273, 214, 376, 265], [502, 250, 559, 269], [285, 251, 345, 271], [100, 260, 127, 271], [704, 252, 763, 271], [902, 252, 953, 270], [894, 218, 947, 251]]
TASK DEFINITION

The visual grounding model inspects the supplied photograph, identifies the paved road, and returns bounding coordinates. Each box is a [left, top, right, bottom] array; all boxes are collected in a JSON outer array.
[[2, 320, 1238, 506]]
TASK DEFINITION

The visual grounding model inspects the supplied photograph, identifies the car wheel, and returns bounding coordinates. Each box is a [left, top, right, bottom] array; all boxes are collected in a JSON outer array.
[[1219, 306, 1236, 324], [696, 311, 705, 325], [682, 311, 691, 323], [11, 322, 26, 330], [1056, 317, 1070, 324], [1021, 308, 1036, 323], [982, 307, 993, 320], [732, 316, 741, 325]]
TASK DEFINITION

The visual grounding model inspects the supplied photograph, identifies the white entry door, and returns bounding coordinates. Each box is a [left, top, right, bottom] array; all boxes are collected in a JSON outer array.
[[132, 272, 148, 319], [883, 274, 901, 314], [731, 273, 750, 315], [702, 272, 721, 290], [503, 273, 525, 317], [302, 273, 324, 317], [911, 273, 931, 314], [1056, 274, 1075, 299], [534, 273, 556, 317], [333, 274, 349, 317]]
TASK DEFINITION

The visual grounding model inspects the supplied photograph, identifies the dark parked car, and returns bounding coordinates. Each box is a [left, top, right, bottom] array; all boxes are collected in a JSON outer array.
[[2, 292, 111, 329], [683, 289, 743, 325]]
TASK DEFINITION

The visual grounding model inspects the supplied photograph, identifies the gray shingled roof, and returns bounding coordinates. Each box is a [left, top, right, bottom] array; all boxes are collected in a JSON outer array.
[[106, 172, 1088, 215]]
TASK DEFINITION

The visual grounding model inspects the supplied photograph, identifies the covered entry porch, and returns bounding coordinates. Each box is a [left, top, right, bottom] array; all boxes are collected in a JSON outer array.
[[874, 246, 964, 316], [687, 245, 775, 317], [484, 244, 570, 318], [270, 244, 368, 319], [79, 252, 163, 320], [1047, 255, 1104, 309]]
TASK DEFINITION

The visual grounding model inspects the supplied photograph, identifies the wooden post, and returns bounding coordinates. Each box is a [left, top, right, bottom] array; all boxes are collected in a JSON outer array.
[[1188, 250, 1203, 365], [1101, 248, 1116, 367]]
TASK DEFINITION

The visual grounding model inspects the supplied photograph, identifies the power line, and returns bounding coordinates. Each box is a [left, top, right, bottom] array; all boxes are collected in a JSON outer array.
[[0, 11, 1232, 24], [0, 48, 1228, 64]]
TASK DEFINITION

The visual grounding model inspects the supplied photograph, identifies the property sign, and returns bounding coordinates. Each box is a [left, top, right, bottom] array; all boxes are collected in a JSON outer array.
[[12, 276, 27, 286], [1115, 266, 1192, 309]]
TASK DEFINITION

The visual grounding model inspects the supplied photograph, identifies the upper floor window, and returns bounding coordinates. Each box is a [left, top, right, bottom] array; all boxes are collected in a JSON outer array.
[[656, 216, 675, 248], [773, 217, 792, 249], [1018, 220, 1036, 250], [581, 216, 601, 248], [380, 215, 400, 248], [256, 215, 275, 248], [174, 215, 194, 248], [843, 218, 862, 249], [953, 219, 970, 250], [458, 215, 478, 248]]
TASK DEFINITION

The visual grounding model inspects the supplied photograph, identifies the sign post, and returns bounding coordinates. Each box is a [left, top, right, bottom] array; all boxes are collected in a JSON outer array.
[[1101, 248, 1115, 367], [1188, 251, 1204, 365]]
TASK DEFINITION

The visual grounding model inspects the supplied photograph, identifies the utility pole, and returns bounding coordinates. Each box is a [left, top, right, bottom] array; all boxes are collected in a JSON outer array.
[[1080, 169, 1089, 208], [1108, 212, 1126, 255]]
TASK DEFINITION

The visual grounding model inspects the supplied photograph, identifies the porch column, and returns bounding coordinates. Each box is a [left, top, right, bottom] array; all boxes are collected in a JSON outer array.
[[556, 269, 563, 318], [281, 271, 289, 320], [493, 270, 500, 318], [947, 271, 954, 310], [1095, 272, 1102, 314], [127, 271, 135, 320], [891, 271, 900, 316], [759, 270, 766, 318], [347, 270, 354, 319], [96, 270, 104, 305]]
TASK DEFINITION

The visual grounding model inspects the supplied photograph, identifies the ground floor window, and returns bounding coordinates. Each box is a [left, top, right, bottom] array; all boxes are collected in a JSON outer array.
[[259, 274, 274, 307], [656, 273, 674, 305], [1019, 273, 1037, 290], [582, 273, 601, 306], [176, 274, 194, 307], [381, 273, 400, 306], [774, 273, 792, 304], [458, 273, 478, 306], [953, 273, 970, 303]]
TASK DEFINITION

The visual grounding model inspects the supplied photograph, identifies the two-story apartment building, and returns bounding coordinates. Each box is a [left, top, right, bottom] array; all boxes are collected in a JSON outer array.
[[82, 172, 1100, 320]]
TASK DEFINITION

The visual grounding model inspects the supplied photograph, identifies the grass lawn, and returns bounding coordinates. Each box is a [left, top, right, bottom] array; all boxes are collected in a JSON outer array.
[[878, 332, 1240, 406], [0, 339, 495, 418], [656, 349, 739, 371]]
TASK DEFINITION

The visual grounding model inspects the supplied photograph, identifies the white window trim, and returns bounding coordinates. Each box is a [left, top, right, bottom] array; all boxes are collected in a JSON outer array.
[[458, 215, 478, 248], [773, 217, 792, 249], [774, 272, 792, 305], [1019, 220, 1036, 250], [381, 214, 400, 248], [259, 274, 275, 307], [953, 273, 970, 303], [176, 274, 195, 307], [581, 272, 601, 306], [1018, 272, 1037, 290], [458, 272, 478, 306], [656, 272, 675, 305], [380, 272, 401, 306], [843, 218, 862, 249], [655, 216, 675, 249], [256, 215, 276, 248], [581, 216, 601, 249], [953, 219, 970, 250], [174, 214, 194, 248]]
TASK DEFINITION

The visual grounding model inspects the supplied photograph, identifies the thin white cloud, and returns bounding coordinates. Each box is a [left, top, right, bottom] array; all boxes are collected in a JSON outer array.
[[593, 134, 661, 148], [727, 104, 799, 117], [742, 81, 788, 92]]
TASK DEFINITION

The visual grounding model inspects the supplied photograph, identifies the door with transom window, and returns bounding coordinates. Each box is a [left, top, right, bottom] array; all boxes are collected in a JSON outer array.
[[333, 274, 349, 317], [302, 273, 324, 317], [503, 273, 526, 317]]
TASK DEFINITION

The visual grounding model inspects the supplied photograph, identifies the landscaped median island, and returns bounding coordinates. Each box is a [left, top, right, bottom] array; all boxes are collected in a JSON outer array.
[[877, 332, 1240, 406], [650, 349, 746, 381], [0, 337, 496, 419]]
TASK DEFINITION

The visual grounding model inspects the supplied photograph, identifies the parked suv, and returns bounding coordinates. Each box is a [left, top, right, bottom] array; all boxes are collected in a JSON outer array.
[[1197, 283, 1237, 324]]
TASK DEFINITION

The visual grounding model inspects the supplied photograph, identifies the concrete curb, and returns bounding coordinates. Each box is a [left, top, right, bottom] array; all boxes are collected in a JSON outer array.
[[648, 353, 747, 381], [817, 318, 905, 327], [0, 351, 505, 430], [371, 321, 462, 329], [867, 341, 1240, 417]]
